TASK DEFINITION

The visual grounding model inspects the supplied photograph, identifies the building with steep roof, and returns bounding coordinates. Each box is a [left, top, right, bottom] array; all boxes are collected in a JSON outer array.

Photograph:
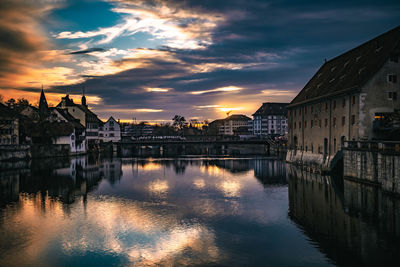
[[286, 26, 400, 169], [56, 94, 102, 147], [49, 108, 86, 153], [99, 116, 121, 143], [250, 102, 288, 136]]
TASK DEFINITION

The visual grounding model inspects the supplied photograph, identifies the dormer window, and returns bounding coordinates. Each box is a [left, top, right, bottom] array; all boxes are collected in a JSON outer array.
[[344, 60, 350, 67], [331, 66, 336, 72], [388, 74, 397, 83], [356, 56, 362, 62]]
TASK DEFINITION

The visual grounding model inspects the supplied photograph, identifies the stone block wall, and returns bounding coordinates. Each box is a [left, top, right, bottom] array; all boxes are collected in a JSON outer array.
[[344, 146, 400, 194]]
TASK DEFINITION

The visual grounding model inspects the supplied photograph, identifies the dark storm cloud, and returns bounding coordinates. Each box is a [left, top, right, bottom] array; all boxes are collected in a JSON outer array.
[[69, 47, 108, 55]]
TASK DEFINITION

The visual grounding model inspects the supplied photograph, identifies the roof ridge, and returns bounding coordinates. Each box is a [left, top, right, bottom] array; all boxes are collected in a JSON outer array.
[[325, 25, 400, 64]]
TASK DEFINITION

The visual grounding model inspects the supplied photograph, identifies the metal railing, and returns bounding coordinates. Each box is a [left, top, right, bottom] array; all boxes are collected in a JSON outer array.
[[343, 140, 400, 153]]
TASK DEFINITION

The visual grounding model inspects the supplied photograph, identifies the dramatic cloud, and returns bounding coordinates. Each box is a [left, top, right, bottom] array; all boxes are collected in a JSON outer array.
[[69, 47, 108, 54], [1, 0, 399, 122], [190, 86, 242, 95]]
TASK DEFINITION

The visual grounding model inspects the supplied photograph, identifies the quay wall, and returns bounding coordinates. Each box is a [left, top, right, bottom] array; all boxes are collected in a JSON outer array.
[[343, 141, 400, 194], [0, 145, 30, 161], [1, 144, 74, 161], [285, 148, 336, 173]]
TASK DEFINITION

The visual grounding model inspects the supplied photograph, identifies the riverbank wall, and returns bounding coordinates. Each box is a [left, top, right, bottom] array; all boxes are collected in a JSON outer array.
[[285, 148, 341, 173], [0, 144, 79, 161], [343, 141, 400, 195]]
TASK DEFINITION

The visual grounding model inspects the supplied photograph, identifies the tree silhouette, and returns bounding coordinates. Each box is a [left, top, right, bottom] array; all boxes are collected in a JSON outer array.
[[172, 115, 186, 130]]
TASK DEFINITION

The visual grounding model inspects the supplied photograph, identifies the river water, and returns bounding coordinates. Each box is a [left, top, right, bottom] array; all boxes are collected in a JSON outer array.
[[0, 157, 399, 266]]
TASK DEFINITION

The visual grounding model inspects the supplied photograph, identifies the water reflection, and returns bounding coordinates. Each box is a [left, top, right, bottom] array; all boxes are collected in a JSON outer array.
[[2, 157, 400, 266], [288, 165, 400, 266]]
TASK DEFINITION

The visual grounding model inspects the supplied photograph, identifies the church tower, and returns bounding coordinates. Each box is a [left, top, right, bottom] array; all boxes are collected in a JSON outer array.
[[81, 87, 87, 107], [39, 85, 49, 117]]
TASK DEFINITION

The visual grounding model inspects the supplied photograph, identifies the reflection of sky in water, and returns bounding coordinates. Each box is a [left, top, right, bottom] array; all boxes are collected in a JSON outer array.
[[0, 158, 333, 266]]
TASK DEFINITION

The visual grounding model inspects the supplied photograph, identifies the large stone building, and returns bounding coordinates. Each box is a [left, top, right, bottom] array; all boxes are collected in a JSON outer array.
[[287, 26, 400, 170], [249, 102, 288, 136]]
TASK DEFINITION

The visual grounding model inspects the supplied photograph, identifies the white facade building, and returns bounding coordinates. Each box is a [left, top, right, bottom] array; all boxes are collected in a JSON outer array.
[[100, 117, 121, 142], [251, 102, 288, 136]]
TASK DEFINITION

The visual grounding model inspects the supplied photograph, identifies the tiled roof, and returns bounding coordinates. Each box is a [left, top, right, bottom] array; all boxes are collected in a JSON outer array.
[[53, 108, 85, 129], [252, 102, 288, 116], [289, 26, 400, 107]]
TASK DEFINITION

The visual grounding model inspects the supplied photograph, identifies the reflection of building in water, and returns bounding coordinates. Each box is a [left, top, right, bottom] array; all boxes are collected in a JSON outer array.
[[288, 165, 400, 266], [206, 159, 251, 174], [0, 157, 122, 206], [99, 158, 122, 185], [252, 159, 287, 185], [0, 171, 20, 206]]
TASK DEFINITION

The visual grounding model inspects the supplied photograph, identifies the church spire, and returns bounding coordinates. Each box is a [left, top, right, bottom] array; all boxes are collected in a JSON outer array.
[[81, 87, 87, 107], [39, 85, 49, 117]]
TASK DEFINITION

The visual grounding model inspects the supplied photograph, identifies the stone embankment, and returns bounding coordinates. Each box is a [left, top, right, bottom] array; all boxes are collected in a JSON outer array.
[[343, 141, 400, 194]]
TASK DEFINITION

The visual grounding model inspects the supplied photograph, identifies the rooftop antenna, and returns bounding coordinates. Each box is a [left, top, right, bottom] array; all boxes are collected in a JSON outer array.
[[324, 58, 327, 63]]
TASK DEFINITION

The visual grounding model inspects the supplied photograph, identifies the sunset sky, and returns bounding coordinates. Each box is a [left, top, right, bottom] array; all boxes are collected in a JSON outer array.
[[0, 0, 399, 123]]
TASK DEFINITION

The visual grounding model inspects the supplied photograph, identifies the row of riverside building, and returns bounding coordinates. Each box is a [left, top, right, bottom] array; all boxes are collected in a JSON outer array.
[[0, 89, 121, 154], [209, 103, 289, 137]]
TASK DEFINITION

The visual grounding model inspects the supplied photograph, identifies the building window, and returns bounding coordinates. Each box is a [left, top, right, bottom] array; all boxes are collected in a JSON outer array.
[[311, 106, 314, 113], [342, 116, 345, 126], [388, 92, 398, 100], [325, 118, 328, 127], [304, 107, 307, 114], [351, 95, 356, 105], [325, 102, 328, 111], [310, 120, 313, 128], [333, 100, 336, 109], [299, 122, 301, 129], [390, 55, 399, 63], [304, 121, 307, 128], [388, 74, 397, 83], [319, 119, 321, 127], [333, 117, 336, 127], [342, 99, 346, 107], [351, 115, 355, 125]]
